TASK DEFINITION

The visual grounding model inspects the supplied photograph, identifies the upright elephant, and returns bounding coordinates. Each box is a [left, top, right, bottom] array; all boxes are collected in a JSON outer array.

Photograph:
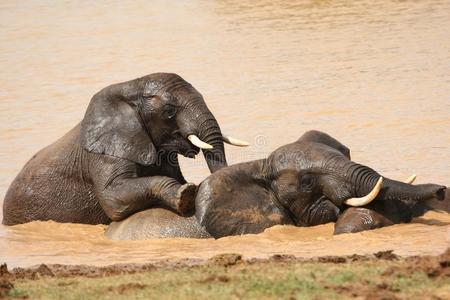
[[105, 130, 447, 239], [2, 73, 247, 225]]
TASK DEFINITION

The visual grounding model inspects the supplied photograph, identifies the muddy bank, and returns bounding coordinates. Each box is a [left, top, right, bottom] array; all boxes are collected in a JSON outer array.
[[2, 249, 450, 299], [2, 249, 450, 281]]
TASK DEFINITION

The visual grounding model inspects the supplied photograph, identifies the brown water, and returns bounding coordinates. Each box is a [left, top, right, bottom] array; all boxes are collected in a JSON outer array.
[[0, 0, 449, 268]]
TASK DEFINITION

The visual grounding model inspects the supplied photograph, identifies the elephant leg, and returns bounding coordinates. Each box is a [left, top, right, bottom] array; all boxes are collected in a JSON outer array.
[[334, 207, 394, 234], [91, 155, 196, 221], [104, 176, 196, 221], [158, 153, 187, 184]]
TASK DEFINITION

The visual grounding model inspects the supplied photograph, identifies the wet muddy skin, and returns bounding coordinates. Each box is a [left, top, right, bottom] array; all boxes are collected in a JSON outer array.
[[1, 0, 449, 268]]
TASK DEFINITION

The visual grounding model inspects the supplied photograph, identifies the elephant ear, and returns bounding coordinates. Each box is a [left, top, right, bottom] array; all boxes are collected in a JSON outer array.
[[195, 159, 293, 238], [298, 130, 351, 159], [80, 86, 157, 166]]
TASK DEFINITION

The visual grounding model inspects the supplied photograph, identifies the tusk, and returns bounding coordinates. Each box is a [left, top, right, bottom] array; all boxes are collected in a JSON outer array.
[[188, 135, 213, 150], [404, 174, 416, 184], [344, 177, 384, 207], [222, 134, 250, 147]]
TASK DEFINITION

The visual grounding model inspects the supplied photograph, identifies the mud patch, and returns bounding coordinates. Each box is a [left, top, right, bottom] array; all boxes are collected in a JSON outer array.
[[57, 281, 78, 287], [346, 254, 371, 262], [0, 263, 14, 298], [0, 277, 14, 298], [3, 249, 450, 299], [374, 250, 399, 261], [198, 274, 231, 283], [11, 263, 157, 280], [325, 282, 401, 300], [384, 248, 450, 278], [316, 256, 347, 263], [2, 248, 450, 281], [30, 264, 55, 279], [269, 254, 297, 262], [207, 253, 242, 267], [0, 264, 9, 277], [106, 283, 147, 294]]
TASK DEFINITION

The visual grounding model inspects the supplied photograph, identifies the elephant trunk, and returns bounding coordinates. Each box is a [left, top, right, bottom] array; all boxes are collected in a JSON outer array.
[[175, 89, 228, 173], [378, 179, 446, 204], [197, 115, 227, 173], [341, 161, 446, 206], [183, 99, 227, 173]]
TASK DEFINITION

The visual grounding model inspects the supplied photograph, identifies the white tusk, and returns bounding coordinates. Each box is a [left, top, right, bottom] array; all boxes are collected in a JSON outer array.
[[188, 135, 213, 150], [404, 174, 416, 184], [222, 134, 250, 147], [344, 177, 384, 207]]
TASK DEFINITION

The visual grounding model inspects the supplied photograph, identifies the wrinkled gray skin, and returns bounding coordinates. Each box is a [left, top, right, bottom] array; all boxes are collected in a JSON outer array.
[[3, 73, 228, 225], [335, 189, 450, 234], [106, 130, 446, 240], [106, 208, 211, 240], [197, 130, 446, 237]]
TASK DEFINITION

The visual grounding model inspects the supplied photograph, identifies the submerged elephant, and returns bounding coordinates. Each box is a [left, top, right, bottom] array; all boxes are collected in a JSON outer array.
[[106, 130, 447, 239], [2, 73, 248, 225]]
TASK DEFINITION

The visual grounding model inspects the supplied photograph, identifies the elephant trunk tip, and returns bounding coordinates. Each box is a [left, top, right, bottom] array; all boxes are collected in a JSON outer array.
[[434, 186, 447, 201], [414, 184, 447, 202]]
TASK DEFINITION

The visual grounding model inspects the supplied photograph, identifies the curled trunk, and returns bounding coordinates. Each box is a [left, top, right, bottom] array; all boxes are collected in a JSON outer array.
[[378, 179, 446, 204], [185, 100, 227, 173], [177, 92, 228, 173], [198, 116, 227, 173], [341, 161, 446, 206]]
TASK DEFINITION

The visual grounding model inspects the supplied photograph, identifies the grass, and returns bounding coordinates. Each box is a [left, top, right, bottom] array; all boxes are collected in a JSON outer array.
[[7, 260, 450, 300]]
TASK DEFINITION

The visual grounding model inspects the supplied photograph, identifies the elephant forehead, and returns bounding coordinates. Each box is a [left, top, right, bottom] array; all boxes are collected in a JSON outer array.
[[196, 168, 283, 212], [143, 80, 165, 95], [142, 73, 191, 96], [270, 142, 343, 170], [269, 149, 308, 170]]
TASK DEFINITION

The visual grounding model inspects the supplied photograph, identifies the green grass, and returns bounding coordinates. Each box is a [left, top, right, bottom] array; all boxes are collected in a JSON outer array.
[[7, 260, 450, 300]]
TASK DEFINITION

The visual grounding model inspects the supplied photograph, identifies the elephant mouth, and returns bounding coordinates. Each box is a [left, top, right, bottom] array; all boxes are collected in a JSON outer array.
[[293, 195, 341, 226], [159, 134, 200, 159]]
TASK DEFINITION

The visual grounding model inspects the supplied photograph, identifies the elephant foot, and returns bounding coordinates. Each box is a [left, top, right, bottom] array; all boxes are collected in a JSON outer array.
[[175, 183, 197, 216]]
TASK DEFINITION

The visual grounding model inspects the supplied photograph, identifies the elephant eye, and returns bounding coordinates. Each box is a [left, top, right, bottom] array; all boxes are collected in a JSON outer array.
[[163, 105, 177, 119], [300, 175, 314, 190]]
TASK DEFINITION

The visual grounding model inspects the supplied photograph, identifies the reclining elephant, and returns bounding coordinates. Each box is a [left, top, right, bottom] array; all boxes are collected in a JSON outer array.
[[2, 73, 248, 225], [105, 130, 447, 239]]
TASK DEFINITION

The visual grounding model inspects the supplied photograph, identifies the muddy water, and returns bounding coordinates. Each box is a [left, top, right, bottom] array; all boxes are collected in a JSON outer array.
[[0, 0, 449, 268]]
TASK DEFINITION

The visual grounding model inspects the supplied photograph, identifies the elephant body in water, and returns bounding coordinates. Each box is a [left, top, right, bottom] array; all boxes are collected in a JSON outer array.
[[106, 208, 211, 240], [3, 73, 247, 225], [105, 130, 447, 239]]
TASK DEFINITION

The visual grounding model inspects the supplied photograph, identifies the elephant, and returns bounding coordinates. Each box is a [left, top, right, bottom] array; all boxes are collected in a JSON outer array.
[[105, 130, 447, 240], [106, 208, 211, 239], [335, 189, 450, 234], [2, 73, 248, 225]]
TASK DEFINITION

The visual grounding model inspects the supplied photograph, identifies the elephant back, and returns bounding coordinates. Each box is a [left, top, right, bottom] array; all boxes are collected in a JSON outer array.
[[195, 160, 293, 238], [105, 208, 211, 240]]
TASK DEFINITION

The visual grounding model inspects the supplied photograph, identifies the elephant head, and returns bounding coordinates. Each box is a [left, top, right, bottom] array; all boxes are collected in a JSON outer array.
[[81, 73, 247, 172], [196, 130, 446, 238]]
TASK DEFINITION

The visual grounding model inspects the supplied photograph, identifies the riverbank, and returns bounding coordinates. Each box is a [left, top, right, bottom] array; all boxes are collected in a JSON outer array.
[[2, 249, 450, 299]]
